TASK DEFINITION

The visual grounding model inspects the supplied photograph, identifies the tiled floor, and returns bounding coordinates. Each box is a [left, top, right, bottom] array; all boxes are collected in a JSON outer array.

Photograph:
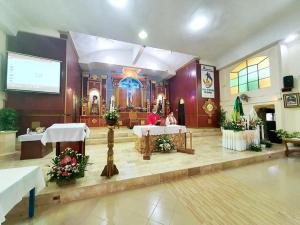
[[4, 157, 300, 225], [0, 135, 284, 195]]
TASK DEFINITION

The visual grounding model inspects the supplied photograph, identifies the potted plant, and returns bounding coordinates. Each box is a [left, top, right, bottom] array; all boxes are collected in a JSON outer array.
[[48, 148, 89, 186], [0, 108, 19, 155], [103, 109, 120, 126]]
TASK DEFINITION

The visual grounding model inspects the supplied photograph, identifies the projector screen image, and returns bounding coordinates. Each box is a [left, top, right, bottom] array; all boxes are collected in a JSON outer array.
[[7, 52, 61, 94]]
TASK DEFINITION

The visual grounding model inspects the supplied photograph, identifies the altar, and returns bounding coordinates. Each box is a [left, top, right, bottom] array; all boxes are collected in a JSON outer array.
[[222, 129, 260, 151], [133, 125, 192, 159]]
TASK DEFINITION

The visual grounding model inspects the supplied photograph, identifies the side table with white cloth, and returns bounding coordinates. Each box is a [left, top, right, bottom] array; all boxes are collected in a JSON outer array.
[[0, 166, 45, 224], [222, 129, 260, 151], [41, 123, 90, 156], [133, 125, 192, 160], [18, 133, 52, 160]]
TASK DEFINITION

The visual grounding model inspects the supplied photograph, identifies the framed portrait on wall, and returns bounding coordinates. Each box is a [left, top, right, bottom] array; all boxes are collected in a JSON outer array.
[[283, 93, 300, 108]]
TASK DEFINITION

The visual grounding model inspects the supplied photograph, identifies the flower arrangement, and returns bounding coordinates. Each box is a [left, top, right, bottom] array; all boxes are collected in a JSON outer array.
[[249, 118, 263, 130], [222, 121, 244, 132], [48, 148, 89, 184], [155, 134, 175, 153], [103, 109, 120, 125]]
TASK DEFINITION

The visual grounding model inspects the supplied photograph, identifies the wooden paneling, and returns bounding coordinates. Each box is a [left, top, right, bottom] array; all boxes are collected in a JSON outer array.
[[169, 60, 220, 128], [169, 60, 198, 127], [6, 32, 67, 133]]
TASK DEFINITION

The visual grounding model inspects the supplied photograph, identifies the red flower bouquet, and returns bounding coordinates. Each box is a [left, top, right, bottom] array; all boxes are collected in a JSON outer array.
[[48, 148, 89, 185]]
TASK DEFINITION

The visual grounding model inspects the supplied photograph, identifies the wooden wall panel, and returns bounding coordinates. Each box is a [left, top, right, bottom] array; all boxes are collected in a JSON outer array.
[[6, 32, 67, 133], [169, 60, 198, 127]]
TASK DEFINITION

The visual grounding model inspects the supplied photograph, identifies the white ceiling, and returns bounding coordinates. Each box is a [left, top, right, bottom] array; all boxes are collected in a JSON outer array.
[[1, 0, 300, 69], [71, 31, 195, 76]]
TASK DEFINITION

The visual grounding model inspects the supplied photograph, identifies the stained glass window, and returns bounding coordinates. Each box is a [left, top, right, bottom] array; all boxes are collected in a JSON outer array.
[[230, 57, 271, 95]]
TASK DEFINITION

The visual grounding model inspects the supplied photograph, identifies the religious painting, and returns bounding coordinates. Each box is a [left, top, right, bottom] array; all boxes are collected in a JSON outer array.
[[283, 93, 300, 108], [201, 65, 215, 98]]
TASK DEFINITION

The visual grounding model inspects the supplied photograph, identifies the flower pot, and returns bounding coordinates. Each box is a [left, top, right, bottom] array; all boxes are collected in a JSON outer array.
[[56, 179, 76, 186], [106, 119, 118, 126], [0, 131, 17, 155]]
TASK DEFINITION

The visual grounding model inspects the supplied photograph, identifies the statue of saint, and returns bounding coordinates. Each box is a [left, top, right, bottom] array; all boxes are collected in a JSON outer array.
[[90, 95, 99, 115]]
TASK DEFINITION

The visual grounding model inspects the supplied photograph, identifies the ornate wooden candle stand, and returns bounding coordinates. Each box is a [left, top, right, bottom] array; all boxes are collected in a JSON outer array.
[[143, 130, 151, 160], [101, 125, 119, 178]]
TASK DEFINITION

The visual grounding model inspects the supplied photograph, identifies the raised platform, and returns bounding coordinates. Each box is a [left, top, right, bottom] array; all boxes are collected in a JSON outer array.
[[0, 134, 286, 218], [86, 127, 222, 145]]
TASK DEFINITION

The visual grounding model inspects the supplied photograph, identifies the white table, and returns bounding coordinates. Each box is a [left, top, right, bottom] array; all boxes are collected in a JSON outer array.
[[222, 129, 260, 151], [41, 123, 90, 156], [133, 125, 187, 137], [0, 166, 45, 224]]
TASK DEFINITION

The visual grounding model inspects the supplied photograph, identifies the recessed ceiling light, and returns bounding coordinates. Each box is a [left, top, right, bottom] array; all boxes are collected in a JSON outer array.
[[138, 30, 148, 40], [284, 33, 298, 43], [189, 16, 208, 31], [108, 0, 128, 8]]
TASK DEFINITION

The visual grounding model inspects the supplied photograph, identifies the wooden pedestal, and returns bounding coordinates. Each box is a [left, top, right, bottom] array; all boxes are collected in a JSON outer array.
[[101, 126, 119, 178]]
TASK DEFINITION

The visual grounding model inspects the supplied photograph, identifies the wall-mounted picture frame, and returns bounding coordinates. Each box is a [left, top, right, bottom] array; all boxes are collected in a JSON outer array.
[[283, 93, 300, 108]]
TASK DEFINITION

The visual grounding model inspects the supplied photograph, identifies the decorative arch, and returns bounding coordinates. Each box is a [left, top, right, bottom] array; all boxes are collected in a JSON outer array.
[[230, 56, 271, 95]]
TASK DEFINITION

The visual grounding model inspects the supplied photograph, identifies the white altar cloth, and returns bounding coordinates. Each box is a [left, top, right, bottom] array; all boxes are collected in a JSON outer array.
[[41, 123, 90, 145], [0, 166, 45, 224], [222, 129, 260, 151], [133, 125, 187, 137], [18, 132, 44, 142]]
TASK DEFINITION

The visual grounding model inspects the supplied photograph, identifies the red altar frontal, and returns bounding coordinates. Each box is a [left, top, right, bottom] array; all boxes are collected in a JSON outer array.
[[80, 67, 170, 127]]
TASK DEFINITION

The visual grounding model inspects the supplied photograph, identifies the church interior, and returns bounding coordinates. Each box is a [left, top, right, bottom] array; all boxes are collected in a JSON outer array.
[[1, 1, 300, 225]]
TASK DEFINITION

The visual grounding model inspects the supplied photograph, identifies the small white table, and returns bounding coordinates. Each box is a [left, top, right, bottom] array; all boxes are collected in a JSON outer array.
[[41, 123, 90, 156], [0, 166, 45, 224]]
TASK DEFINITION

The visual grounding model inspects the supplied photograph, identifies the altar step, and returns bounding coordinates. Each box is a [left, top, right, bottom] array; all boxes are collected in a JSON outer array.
[[86, 127, 221, 145]]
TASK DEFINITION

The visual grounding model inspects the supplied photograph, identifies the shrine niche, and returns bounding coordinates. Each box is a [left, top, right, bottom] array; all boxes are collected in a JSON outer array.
[[112, 67, 147, 112], [79, 67, 170, 127], [80, 73, 107, 127]]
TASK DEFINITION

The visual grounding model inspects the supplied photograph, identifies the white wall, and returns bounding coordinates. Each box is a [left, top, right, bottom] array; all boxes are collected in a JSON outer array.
[[0, 29, 6, 109], [220, 43, 300, 132], [279, 40, 300, 132]]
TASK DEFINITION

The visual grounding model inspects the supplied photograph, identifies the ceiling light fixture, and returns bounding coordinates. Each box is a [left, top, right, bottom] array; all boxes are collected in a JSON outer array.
[[284, 33, 298, 43], [108, 0, 128, 8], [138, 30, 148, 40], [189, 16, 208, 31]]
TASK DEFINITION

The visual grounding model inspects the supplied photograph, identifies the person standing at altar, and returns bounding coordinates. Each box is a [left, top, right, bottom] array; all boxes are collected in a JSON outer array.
[[165, 112, 177, 125], [146, 108, 161, 125]]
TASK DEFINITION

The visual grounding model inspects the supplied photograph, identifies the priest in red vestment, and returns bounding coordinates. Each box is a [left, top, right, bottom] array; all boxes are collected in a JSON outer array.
[[146, 109, 161, 125]]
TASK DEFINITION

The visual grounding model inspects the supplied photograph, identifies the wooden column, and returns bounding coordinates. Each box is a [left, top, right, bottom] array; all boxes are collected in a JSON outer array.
[[101, 126, 119, 178]]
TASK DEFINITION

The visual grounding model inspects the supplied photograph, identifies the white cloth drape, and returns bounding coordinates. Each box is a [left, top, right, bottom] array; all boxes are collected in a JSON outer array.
[[222, 129, 260, 151], [18, 133, 44, 142], [133, 125, 187, 137], [0, 166, 45, 224], [41, 123, 90, 145]]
